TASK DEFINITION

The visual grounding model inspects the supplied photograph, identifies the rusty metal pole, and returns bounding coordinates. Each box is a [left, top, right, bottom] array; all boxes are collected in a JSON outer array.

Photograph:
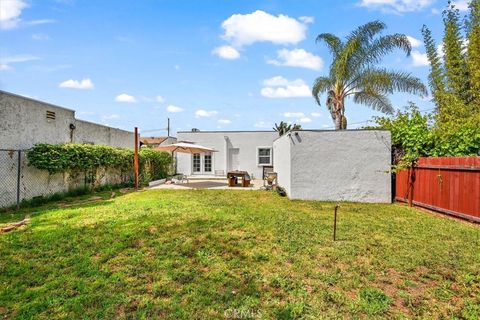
[[333, 204, 339, 241], [134, 127, 139, 191]]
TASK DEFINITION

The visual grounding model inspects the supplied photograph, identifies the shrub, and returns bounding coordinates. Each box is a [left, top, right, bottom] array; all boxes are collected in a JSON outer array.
[[372, 103, 480, 169], [27, 144, 173, 187]]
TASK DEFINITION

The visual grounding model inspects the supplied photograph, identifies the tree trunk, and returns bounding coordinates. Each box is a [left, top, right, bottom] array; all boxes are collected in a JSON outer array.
[[334, 99, 344, 130]]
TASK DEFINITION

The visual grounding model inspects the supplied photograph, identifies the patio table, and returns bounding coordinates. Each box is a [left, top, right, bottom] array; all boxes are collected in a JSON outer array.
[[227, 171, 251, 187]]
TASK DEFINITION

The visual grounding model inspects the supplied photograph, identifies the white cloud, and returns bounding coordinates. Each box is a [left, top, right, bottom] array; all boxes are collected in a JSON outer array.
[[299, 117, 312, 123], [218, 119, 232, 124], [261, 76, 311, 98], [195, 109, 218, 118], [0, 0, 27, 30], [407, 36, 422, 48], [268, 48, 323, 71], [254, 121, 272, 128], [25, 19, 55, 27], [453, 0, 470, 11], [411, 50, 429, 67], [156, 95, 165, 103], [359, 0, 435, 13], [212, 45, 240, 60], [115, 93, 137, 103], [0, 54, 39, 70], [298, 16, 314, 24], [311, 112, 322, 117], [220, 10, 307, 48], [166, 105, 184, 113], [284, 112, 305, 118], [59, 78, 94, 89], [102, 114, 119, 120], [32, 33, 50, 41]]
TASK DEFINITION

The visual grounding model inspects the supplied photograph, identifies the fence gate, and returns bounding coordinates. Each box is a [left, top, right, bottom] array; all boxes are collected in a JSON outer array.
[[0, 149, 23, 209]]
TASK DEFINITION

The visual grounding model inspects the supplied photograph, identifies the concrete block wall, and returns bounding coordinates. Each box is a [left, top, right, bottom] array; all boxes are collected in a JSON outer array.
[[0, 91, 136, 207], [273, 130, 392, 203], [0, 91, 135, 149]]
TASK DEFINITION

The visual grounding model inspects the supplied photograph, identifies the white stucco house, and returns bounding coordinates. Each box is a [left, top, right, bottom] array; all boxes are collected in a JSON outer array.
[[176, 129, 392, 203], [176, 131, 278, 179]]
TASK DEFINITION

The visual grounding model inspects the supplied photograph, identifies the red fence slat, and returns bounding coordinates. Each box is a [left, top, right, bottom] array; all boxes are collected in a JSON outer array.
[[395, 157, 480, 222]]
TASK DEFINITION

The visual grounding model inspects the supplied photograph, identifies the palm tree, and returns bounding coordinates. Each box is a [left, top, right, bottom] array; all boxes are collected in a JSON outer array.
[[273, 121, 302, 136], [312, 21, 428, 130]]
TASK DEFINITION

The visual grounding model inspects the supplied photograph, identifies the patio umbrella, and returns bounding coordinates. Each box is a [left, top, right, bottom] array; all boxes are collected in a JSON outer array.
[[155, 142, 217, 154], [155, 142, 217, 175]]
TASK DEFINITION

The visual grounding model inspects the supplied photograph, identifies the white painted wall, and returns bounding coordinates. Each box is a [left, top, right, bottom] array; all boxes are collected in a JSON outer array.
[[273, 130, 391, 203], [272, 133, 291, 194], [176, 131, 278, 178]]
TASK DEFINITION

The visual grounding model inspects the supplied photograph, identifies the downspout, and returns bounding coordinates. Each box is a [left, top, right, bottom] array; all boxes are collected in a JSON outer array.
[[224, 136, 229, 175]]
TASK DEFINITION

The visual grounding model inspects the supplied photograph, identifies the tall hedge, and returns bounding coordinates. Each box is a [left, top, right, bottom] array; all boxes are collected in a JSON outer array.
[[27, 143, 173, 184]]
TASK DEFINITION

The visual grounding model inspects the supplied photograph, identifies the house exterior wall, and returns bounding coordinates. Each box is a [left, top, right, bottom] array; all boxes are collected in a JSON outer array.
[[176, 131, 278, 178], [272, 133, 291, 194], [273, 130, 391, 203]]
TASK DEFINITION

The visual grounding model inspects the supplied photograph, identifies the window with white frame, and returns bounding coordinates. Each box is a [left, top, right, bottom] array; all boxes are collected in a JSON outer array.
[[257, 147, 272, 166]]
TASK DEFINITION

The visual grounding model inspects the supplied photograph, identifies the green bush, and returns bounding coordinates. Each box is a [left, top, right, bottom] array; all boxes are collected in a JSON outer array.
[[27, 144, 173, 186], [372, 103, 480, 168]]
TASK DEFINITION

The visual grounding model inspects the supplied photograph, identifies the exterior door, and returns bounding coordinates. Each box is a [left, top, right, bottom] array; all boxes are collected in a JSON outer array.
[[192, 153, 201, 173], [192, 152, 213, 174], [228, 148, 239, 172]]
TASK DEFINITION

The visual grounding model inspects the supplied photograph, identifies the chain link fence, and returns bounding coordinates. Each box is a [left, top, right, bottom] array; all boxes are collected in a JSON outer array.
[[0, 149, 22, 208], [0, 149, 135, 209]]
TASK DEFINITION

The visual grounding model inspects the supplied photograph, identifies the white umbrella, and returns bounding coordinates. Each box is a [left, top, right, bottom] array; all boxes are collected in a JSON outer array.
[[155, 142, 217, 154]]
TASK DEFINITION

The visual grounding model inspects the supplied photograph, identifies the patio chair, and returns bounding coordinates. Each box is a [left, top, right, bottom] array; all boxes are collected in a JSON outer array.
[[170, 173, 188, 184], [243, 173, 251, 187]]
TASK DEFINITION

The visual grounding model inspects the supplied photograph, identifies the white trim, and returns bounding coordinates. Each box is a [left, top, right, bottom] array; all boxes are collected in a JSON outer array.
[[191, 152, 214, 174], [256, 146, 273, 166]]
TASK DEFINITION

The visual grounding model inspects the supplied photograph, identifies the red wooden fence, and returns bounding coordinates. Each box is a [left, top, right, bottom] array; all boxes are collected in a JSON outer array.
[[395, 157, 480, 223]]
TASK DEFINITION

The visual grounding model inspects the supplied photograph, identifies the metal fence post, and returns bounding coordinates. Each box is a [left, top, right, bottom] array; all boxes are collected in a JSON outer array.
[[16, 150, 21, 209]]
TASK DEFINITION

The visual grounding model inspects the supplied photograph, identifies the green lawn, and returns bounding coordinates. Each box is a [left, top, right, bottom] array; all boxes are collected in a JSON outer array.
[[0, 189, 479, 319]]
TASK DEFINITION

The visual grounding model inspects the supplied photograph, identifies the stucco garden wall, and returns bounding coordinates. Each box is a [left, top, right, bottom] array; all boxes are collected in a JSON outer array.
[[0, 91, 135, 150], [273, 130, 391, 203]]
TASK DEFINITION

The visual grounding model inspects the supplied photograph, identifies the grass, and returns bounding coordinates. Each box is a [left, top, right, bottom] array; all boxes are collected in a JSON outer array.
[[0, 189, 479, 319]]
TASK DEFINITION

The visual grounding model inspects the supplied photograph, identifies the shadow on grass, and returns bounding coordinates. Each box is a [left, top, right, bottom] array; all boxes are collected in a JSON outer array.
[[0, 188, 136, 225]]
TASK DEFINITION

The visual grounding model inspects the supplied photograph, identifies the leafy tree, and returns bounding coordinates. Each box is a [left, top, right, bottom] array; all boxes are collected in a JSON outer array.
[[273, 121, 301, 136], [443, 1, 471, 105], [372, 103, 479, 168], [467, 0, 480, 106], [312, 21, 427, 130], [422, 1, 480, 126], [421, 25, 447, 112], [373, 104, 434, 167]]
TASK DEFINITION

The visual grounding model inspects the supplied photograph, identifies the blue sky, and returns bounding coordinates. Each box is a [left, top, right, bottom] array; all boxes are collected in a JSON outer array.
[[0, 0, 471, 135]]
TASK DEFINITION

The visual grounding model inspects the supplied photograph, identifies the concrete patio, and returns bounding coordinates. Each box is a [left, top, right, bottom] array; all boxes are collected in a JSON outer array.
[[149, 179, 264, 190]]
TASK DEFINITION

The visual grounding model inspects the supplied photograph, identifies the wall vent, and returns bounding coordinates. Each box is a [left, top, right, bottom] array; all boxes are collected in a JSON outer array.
[[46, 110, 56, 120]]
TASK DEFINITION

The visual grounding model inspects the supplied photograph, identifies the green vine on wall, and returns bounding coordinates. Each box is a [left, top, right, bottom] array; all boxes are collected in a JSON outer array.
[[27, 144, 173, 182]]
